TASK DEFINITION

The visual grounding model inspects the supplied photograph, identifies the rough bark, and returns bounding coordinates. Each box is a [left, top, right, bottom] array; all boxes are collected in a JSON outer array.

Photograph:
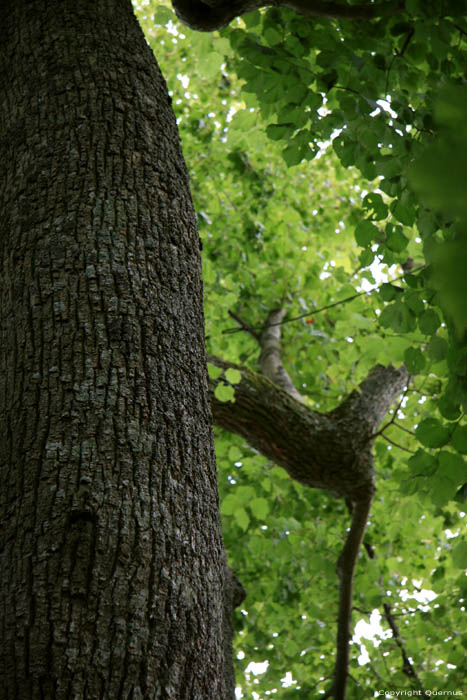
[[0, 1, 228, 698], [222, 567, 247, 700], [208, 355, 407, 500]]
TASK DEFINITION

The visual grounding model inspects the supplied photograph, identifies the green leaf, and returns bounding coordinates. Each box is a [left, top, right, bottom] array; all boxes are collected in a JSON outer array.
[[198, 52, 224, 79], [354, 220, 377, 247], [416, 417, 450, 448], [390, 200, 416, 226], [229, 109, 257, 131], [282, 143, 303, 167], [228, 445, 243, 461], [438, 388, 461, 421], [379, 283, 402, 302], [214, 383, 235, 403], [375, 156, 401, 179], [249, 497, 270, 519], [153, 6, 173, 25], [207, 363, 223, 379], [409, 449, 438, 476], [437, 451, 466, 483], [452, 540, 467, 569], [267, 123, 295, 140], [234, 507, 250, 531], [430, 475, 458, 507], [359, 248, 374, 267], [379, 302, 416, 333], [404, 290, 425, 315], [452, 426, 467, 455], [418, 309, 441, 335], [225, 367, 242, 384], [263, 27, 282, 45], [404, 346, 426, 374], [386, 224, 409, 253], [428, 335, 448, 362], [221, 494, 239, 516]]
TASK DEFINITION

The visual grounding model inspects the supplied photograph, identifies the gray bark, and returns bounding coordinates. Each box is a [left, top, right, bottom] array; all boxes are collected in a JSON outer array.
[[259, 309, 306, 405], [208, 355, 408, 500], [0, 1, 228, 697]]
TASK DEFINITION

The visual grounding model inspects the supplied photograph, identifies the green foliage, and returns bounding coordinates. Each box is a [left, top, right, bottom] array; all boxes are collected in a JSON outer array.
[[135, 2, 467, 696]]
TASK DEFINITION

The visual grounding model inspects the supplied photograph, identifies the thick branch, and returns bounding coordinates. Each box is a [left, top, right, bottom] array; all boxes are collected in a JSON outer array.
[[260, 309, 306, 404], [209, 342, 407, 699], [172, 0, 403, 31], [208, 355, 407, 500]]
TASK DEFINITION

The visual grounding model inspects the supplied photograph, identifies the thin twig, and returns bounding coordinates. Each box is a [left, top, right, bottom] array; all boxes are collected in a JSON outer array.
[[382, 602, 428, 694], [393, 421, 416, 436], [223, 266, 425, 335], [385, 27, 414, 94], [227, 309, 261, 341], [381, 433, 416, 453]]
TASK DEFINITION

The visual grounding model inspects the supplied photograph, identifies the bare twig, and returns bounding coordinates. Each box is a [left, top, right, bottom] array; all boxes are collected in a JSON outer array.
[[227, 309, 261, 341], [382, 602, 429, 694], [385, 27, 415, 94], [223, 266, 425, 335], [380, 433, 416, 454]]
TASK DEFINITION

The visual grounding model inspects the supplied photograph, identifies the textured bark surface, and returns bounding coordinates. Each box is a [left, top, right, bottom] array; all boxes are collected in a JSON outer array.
[[0, 1, 227, 698], [208, 355, 408, 500]]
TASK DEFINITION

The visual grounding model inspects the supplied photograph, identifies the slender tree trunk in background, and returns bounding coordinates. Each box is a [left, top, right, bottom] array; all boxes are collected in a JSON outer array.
[[0, 0, 228, 697]]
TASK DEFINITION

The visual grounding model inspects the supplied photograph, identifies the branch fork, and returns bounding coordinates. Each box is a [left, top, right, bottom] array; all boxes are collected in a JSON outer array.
[[208, 307, 408, 699]]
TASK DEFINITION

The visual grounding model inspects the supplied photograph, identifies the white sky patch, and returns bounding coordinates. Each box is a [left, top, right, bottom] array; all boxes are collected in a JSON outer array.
[[353, 583, 438, 666], [370, 97, 398, 119], [177, 73, 189, 89], [353, 609, 392, 665], [245, 660, 269, 677], [281, 671, 296, 687], [358, 257, 399, 292], [399, 580, 437, 608]]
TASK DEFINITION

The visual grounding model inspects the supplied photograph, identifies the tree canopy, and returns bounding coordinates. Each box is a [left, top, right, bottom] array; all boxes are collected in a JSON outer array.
[[136, 2, 466, 697]]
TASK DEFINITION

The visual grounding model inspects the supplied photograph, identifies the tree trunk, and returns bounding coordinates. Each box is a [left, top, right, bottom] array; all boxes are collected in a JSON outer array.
[[0, 1, 229, 697]]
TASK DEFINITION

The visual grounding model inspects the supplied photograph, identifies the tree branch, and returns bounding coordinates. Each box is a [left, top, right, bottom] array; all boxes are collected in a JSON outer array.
[[172, 0, 404, 31], [331, 493, 373, 700], [228, 309, 261, 341], [382, 602, 429, 695], [208, 356, 407, 498], [209, 326, 407, 699], [259, 308, 306, 404]]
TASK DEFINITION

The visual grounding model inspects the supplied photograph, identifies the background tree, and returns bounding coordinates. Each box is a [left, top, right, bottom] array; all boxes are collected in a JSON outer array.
[[139, 1, 467, 697], [0, 1, 231, 697]]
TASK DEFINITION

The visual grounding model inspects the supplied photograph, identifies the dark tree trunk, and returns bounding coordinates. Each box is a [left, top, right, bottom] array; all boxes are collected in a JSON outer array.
[[0, 1, 229, 697]]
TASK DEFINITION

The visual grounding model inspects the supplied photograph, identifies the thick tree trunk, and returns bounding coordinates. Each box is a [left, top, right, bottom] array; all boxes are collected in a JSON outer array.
[[0, 1, 228, 698]]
